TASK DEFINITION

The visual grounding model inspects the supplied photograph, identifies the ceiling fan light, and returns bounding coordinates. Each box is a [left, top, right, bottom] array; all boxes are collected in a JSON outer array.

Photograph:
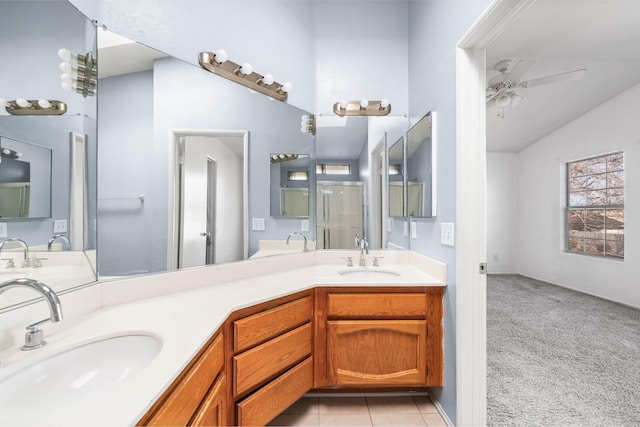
[[510, 92, 525, 108], [495, 94, 511, 108]]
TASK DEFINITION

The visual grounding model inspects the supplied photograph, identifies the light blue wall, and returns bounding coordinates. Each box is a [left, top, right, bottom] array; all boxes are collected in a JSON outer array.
[[407, 1, 491, 423]]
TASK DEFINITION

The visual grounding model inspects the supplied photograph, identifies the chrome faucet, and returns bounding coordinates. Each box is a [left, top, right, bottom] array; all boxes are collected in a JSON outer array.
[[0, 238, 30, 268], [286, 232, 309, 252], [355, 234, 369, 266], [0, 278, 63, 350], [47, 234, 70, 251]]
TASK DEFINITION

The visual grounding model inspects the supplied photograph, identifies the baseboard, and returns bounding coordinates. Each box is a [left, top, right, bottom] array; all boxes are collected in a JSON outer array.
[[429, 392, 454, 427]]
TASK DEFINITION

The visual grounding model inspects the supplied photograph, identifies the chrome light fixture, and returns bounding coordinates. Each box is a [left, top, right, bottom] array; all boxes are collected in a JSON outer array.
[[0, 98, 67, 116], [199, 49, 292, 101], [333, 99, 391, 116], [59, 48, 97, 97], [300, 114, 315, 135], [270, 153, 299, 163]]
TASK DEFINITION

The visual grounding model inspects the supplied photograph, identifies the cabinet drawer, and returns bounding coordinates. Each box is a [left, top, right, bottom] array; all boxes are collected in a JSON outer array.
[[234, 295, 312, 353], [234, 323, 311, 397], [144, 332, 224, 426], [327, 292, 426, 318], [236, 357, 313, 427], [327, 320, 427, 386]]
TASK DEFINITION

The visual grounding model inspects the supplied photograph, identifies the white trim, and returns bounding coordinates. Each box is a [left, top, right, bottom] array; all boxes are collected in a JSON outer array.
[[370, 133, 387, 249], [431, 391, 455, 427], [455, 1, 532, 425], [167, 129, 249, 269], [69, 132, 86, 251], [430, 112, 438, 216]]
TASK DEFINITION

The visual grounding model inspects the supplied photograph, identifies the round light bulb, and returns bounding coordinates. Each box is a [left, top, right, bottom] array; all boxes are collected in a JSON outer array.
[[281, 82, 292, 93], [61, 82, 72, 92], [1, 148, 10, 155], [360, 99, 369, 109], [495, 94, 511, 108], [58, 48, 72, 62], [339, 100, 349, 109], [59, 62, 73, 74], [61, 73, 73, 83], [380, 98, 390, 109], [301, 125, 308, 133], [37, 99, 52, 109], [214, 49, 228, 64], [239, 62, 253, 75], [16, 98, 31, 108], [0, 98, 6, 108], [262, 73, 274, 85]]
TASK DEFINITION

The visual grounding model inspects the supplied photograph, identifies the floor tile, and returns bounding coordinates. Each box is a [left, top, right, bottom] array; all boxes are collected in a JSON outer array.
[[371, 413, 427, 427], [319, 414, 373, 427], [413, 396, 439, 414], [283, 397, 319, 415], [268, 413, 319, 426], [366, 396, 420, 414], [318, 397, 369, 414], [422, 413, 447, 427]]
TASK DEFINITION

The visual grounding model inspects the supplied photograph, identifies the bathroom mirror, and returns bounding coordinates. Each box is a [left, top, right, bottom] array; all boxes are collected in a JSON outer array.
[[270, 154, 310, 218], [388, 136, 405, 218], [97, 29, 314, 278], [406, 112, 436, 218], [0, 0, 98, 311], [0, 137, 52, 219]]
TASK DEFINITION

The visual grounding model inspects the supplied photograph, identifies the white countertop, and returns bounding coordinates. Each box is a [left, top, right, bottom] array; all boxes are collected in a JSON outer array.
[[0, 250, 445, 426]]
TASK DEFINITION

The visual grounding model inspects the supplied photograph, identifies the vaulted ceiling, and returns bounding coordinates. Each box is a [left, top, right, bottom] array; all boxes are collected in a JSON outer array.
[[486, 1, 640, 153]]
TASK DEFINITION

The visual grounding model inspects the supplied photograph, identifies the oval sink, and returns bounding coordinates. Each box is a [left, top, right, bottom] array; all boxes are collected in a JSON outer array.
[[338, 268, 400, 279], [0, 334, 161, 421]]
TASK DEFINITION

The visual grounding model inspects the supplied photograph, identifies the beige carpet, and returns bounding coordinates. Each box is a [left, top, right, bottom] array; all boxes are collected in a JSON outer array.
[[487, 274, 640, 426]]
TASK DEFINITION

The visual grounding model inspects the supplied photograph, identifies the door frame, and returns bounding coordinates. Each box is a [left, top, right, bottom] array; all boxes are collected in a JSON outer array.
[[455, 0, 532, 425], [370, 133, 388, 250], [167, 129, 249, 270]]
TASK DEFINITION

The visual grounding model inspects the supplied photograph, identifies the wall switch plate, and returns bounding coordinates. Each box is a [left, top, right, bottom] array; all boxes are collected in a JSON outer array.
[[441, 222, 454, 246], [403, 221, 409, 237], [0, 222, 7, 238], [410, 221, 417, 239], [301, 219, 309, 232], [386, 218, 392, 232], [54, 220, 67, 233], [251, 218, 266, 231]]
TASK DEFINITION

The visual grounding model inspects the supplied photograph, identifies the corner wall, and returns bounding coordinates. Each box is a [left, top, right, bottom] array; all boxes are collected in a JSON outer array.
[[516, 83, 640, 308]]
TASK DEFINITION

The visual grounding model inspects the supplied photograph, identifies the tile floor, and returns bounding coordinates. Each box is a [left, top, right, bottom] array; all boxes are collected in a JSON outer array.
[[267, 395, 447, 427]]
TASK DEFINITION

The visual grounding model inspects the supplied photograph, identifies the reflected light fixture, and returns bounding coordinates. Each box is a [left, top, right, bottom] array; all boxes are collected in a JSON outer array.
[[300, 114, 316, 135], [58, 48, 97, 97], [0, 98, 67, 115], [333, 99, 391, 116], [270, 153, 299, 163], [199, 50, 292, 101]]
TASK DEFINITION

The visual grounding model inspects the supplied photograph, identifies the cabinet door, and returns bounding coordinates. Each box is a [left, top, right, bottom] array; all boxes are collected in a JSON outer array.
[[327, 320, 427, 386], [191, 374, 226, 426]]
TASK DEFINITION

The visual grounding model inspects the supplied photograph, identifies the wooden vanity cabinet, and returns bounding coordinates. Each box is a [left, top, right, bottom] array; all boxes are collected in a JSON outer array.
[[314, 287, 443, 388], [138, 331, 226, 426], [226, 291, 314, 426]]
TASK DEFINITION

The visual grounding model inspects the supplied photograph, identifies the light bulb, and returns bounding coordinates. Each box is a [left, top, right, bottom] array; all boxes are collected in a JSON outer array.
[[37, 99, 52, 109], [360, 99, 369, 109], [57, 48, 72, 62], [214, 49, 228, 64], [61, 82, 72, 92], [1, 148, 10, 155], [239, 62, 253, 75], [301, 125, 308, 133], [281, 82, 292, 93], [339, 100, 348, 109], [262, 73, 274, 85], [380, 99, 390, 109], [16, 98, 31, 108], [59, 62, 73, 74], [495, 94, 511, 108], [61, 73, 73, 83], [0, 98, 6, 107]]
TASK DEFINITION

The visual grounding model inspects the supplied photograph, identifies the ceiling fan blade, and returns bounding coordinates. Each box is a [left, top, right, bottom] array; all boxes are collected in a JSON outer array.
[[505, 59, 535, 81], [523, 69, 586, 88]]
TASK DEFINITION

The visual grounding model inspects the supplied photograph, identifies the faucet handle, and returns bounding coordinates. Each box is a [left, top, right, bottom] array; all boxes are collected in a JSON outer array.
[[342, 256, 353, 267], [373, 256, 384, 267], [1, 258, 15, 269], [33, 257, 47, 268]]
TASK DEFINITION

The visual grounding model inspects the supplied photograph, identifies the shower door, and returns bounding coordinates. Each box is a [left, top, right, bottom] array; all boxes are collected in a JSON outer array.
[[316, 181, 364, 249]]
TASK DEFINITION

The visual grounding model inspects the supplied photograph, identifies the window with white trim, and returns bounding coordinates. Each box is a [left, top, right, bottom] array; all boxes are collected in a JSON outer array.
[[567, 152, 624, 258]]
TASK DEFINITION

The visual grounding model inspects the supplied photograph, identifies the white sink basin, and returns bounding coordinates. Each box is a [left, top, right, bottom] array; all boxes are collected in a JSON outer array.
[[338, 268, 401, 279], [0, 334, 161, 421]]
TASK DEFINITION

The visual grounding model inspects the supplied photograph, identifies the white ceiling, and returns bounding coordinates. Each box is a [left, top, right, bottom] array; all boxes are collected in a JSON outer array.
[[486, 1, 640, 153]]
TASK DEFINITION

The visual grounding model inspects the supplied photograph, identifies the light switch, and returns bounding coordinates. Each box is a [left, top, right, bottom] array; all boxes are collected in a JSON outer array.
[[441, 222, 454, 246], [403, 221, 409, 237], [54, 220, 67, 233], [252, 218, 266, 231], [410, 221, 417, 239], [0, 222, 7, 238], [301, 219, 309, 232], [386, 218, 392, 232]]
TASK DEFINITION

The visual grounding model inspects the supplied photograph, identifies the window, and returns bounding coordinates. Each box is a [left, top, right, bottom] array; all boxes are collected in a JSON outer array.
[[316, 163, 351, 175], [567, 152, 624, 258], [287, 171, 308, 181]]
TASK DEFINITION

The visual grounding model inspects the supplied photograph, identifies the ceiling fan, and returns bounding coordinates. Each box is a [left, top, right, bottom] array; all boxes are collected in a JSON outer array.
[[486, 59, 586, 118]]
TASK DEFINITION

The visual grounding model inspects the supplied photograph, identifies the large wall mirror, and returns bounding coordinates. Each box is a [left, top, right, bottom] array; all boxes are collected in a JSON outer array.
[[270, 154, 310, 218], [0, 1, 97, 311], [406, 112, 436, 218], [97, 29, 314, 278]]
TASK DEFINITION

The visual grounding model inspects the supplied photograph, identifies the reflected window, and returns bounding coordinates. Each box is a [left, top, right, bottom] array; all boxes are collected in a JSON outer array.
[[317, 164, 351, 175], [567, 152, 624, 258], [288, 171, 308, 181]]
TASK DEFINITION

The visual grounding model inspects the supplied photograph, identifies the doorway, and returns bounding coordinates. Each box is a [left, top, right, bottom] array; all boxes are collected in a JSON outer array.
[[168, 130, 248, 270]]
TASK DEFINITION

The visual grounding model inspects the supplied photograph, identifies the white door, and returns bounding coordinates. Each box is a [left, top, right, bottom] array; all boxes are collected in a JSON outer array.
[[180, 135, 244, 268]]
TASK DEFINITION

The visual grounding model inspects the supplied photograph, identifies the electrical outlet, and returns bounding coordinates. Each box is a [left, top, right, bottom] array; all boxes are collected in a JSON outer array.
[[301, 219, 309, 232], [0, 222, 7, 238], [410, 221, 417, 239], [386, 218, 392, 232], [403, 221, 409, 237], [251, 218, 266, 231], [53, 220, 67, 233]]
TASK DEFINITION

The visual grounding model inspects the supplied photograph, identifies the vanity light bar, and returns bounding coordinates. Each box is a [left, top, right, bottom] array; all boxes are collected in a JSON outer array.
[[270, 153, 299, 163], [198, 50, 291, 102], [333, 99, 391, 117], [3, 99, 67, 116]]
